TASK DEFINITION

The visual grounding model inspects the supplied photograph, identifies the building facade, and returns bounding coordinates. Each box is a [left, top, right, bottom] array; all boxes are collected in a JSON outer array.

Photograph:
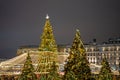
[[16, 42, 120, 71], [85, 44, 120, 70]]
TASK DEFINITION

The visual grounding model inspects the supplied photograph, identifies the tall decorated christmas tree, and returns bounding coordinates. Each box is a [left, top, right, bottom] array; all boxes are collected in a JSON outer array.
[[98, 57, 113, 80], [18, 53, 37, 80], [38, 14, 57, 52], [63, 29, 91, 80], [36, 15, 58, 73]]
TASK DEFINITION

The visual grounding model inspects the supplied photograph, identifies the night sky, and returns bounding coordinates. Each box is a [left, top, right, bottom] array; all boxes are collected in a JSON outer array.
[[0, 0, 120, 58]]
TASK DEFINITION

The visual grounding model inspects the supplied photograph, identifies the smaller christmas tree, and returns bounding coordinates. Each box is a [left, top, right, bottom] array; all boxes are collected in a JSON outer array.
[[98, 57, 113, 80], [63, 29, 91, 80], [18, 53, 37, 80]]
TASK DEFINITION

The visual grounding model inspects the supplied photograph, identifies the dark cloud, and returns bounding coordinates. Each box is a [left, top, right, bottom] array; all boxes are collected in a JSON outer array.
[[0, 0, 120, 58]]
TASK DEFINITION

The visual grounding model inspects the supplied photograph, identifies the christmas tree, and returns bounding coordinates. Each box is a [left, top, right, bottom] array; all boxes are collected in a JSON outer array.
[[63, 29, 91, 80], [18, 53, 37, 80], [36, 15, 58, 73], [39, 14, 57, 52], [98, 57, 113, 80]]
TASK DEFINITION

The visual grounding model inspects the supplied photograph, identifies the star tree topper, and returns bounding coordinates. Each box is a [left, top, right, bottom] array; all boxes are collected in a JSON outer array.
[[46, 14, 49, 19]]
